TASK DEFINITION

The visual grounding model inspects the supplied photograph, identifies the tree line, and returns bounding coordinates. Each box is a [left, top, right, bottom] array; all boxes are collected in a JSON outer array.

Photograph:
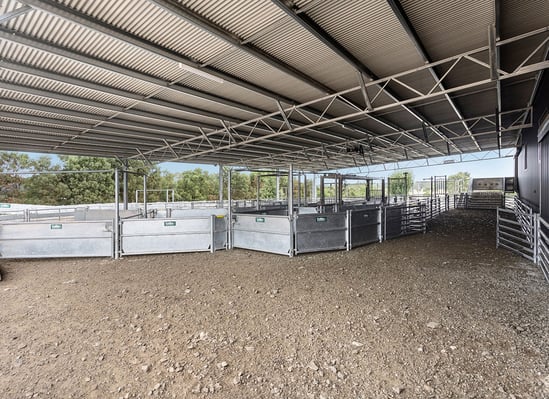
[[0, 152, 470, 205], [0, 153, 287, 205]]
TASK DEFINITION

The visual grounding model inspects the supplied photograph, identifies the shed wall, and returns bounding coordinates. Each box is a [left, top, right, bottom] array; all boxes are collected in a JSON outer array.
[[516, 72, 549, 213]]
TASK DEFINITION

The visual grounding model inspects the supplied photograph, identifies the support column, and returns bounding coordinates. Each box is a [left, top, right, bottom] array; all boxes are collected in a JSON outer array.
[[381, 179, 386, 204], [312, 173, 317, 203], [288, 165, 294, 216], [276, 172, 280, 201], [143, 174, 148, 218], [297, 172, 302, 207], [404, 172, 409, 205], [337, 174, 344, 211], [123, 161, 128, 211], [304, 175, 308, 206], [114, 168, 120, 259], [366, 179, 371, 202], [227, 168, 232, 249], [320, 175, 325, 206], [256, 174, 261, 211], [218, 164, 224, 208]]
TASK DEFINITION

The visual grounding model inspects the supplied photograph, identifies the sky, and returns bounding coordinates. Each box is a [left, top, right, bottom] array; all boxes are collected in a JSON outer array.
[[22, 150, 515, 181], [158, 151, 515, 180]]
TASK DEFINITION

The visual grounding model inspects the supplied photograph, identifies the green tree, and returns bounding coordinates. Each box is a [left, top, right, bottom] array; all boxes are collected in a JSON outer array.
[[23, 156, 68, 205], [447, 171, 471, 194], [176, 168, 217, 201], [0, 152, 33, 202], [388, 171, 413, 196]]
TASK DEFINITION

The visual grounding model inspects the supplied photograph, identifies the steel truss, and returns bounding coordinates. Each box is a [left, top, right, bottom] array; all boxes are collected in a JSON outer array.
[[128, 28, 548, 170]]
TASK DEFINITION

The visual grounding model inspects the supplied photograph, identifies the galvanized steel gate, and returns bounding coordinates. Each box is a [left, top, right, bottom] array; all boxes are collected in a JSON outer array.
[[497, 198, 549, 282]]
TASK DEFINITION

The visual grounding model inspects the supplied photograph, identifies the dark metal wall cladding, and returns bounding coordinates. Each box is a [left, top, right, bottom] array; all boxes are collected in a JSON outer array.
[[536, 73, 549, 218], [516, 72, 549, 212], [541, 135, 549, 218]]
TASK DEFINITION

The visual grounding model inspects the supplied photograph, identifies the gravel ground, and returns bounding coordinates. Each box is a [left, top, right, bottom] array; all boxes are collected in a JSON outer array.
[[0, 209, 547, 399]]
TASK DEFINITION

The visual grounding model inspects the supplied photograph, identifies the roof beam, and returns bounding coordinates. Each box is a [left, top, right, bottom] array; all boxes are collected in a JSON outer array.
[[149, 0, 333, 95], [17, 0, 435, 159], [145, 6, 431, 156], [385, 0, 481, 151], [19, 0, 293, 102], [0, 30, 386, 153], [272, 0, 460, 154], [0, 5, 32, 23]]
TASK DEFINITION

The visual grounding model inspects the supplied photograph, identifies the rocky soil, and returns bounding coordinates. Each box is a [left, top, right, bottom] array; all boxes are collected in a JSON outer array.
[[0, 209, 547, 399]]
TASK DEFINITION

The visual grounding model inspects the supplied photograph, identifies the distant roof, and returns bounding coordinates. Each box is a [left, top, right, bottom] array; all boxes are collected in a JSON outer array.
[[0, 0, 548, 171]]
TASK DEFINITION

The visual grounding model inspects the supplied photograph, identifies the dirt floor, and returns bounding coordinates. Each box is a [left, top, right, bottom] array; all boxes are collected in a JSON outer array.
[[0, 209, 548, 399]]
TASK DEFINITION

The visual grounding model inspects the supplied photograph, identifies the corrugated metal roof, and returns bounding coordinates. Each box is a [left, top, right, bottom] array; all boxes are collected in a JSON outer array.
[[179, 0, 286, 40], [209, 49, 325, 103], [301, 0, 426, 77], [500, 0, 549, 38], [0, 0, 546, 170], [250, 17, 358, 92], [399, 0, 494, 60]]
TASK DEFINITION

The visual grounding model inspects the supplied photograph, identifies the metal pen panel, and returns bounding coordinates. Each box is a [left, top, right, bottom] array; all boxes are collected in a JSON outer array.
[[349, 208, 382, 249], [294, 212, 347, 254], [120, 217, 214, 255], [232, 214, 292, 256], [0, 220, 113, 258]]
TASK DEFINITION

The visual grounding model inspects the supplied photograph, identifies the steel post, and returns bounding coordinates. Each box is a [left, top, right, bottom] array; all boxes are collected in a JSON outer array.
[[114, 168, 120, 259]]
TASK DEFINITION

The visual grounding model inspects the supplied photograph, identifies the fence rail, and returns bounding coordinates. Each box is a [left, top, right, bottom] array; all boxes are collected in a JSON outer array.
[[496, 198, 548, 283], [537, 217, 549, 282]]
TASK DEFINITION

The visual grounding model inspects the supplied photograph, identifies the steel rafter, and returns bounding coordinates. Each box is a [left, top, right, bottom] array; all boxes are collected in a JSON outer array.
[[0, 27, 416, 160], [236, 108, 532, 170], [385, 0, 481, 151], [16, 0, 438, 160], [149, 0, 334, 95], [127, 29, 548, 166], [0, 61, 357, 153], [18, 0, 292, 103], [271, 0, 461, 154], [0, 5, 31, 23]]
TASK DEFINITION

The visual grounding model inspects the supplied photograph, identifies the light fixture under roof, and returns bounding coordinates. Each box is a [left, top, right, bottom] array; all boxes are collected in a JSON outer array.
[[178, 62, 224, 84]]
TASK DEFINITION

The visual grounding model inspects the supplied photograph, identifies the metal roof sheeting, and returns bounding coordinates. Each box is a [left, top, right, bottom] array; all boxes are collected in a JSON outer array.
[[302, 0, 426, 77], [0, 0, 546, 171], [399, 0, 494, 60]]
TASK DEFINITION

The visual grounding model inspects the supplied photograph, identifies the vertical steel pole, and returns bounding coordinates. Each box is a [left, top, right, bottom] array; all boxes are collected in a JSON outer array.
[[210, 214, 216, 254], [404, 172, 408, 205], [304, 175, 308, 206], [123, 163, 128, 211], [297, 172, 302, 207], [320, 175, 325, 207], [256, 174, 260, 211], [288, 165, 294, 216], [346, 209, 351, 251], [218, 164, 223, 208], [276, 172, 280, 202], [227, 168, 232, 249], [288, 165, 295, 257], [381, 179, 386, 204], [143, 174, 148, 219], [312, 173, 317, 203], [114, 168, 120, 259]]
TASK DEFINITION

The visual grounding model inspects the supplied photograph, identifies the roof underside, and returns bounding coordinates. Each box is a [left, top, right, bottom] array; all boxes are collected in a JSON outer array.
[[0, 0, 548, 172]]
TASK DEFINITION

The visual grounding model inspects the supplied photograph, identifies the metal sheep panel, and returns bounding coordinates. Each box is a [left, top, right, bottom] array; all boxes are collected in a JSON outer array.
[[0, 220, 113, 258], [384, 206, 403, 240], [349, 208, 381, 249], [120, 217, 217, 255], [294, 213, 347, 254], [232, 214, 292, 256], [213, 215, 228, 251]]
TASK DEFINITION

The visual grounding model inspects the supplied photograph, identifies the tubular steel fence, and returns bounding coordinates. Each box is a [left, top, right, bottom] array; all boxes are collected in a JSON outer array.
[[497, 197, 549, 283]]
